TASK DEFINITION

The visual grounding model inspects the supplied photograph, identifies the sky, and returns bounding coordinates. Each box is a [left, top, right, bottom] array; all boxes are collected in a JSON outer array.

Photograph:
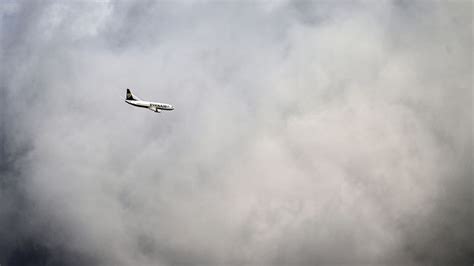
[[0, 1, 472, 265]]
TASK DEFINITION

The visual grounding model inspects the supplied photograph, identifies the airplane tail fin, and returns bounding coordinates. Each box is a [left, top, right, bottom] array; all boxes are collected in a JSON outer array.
[[126, 88, 136, 100]]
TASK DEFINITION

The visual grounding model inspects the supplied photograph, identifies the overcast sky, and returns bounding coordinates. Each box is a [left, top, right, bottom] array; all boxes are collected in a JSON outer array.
[[0, 1, 472, 265]]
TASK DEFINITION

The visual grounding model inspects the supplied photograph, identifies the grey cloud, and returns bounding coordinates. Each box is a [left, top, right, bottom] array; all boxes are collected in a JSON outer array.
[[0, 1, 472, 265]]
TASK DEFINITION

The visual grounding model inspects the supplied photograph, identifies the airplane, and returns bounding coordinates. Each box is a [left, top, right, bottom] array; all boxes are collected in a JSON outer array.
[[123, 88, 174, 113]]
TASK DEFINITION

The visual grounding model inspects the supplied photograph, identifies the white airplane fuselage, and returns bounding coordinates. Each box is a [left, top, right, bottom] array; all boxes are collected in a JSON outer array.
[[124, 89, 174, 113]]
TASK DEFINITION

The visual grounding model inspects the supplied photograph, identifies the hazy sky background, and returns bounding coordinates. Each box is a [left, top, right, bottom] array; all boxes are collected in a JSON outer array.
[[0, 1, 472, 265]]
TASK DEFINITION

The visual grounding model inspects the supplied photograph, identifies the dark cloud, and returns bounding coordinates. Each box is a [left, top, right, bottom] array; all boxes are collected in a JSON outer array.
[[0, 1, 472, 265]]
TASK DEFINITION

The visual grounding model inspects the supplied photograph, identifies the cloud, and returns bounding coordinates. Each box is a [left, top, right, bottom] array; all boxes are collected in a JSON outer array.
[[0, 1, 472, 265]]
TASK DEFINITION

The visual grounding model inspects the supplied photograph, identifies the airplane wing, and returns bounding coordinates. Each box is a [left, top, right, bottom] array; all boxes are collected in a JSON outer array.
[[148, 106, 161, 113]]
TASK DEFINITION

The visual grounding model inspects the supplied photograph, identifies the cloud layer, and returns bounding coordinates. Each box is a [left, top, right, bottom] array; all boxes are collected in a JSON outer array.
[[1, 1, 472, 265]]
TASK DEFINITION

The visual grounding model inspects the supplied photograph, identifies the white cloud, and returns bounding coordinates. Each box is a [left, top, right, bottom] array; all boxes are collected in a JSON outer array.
[[0, 1, 471, 265]]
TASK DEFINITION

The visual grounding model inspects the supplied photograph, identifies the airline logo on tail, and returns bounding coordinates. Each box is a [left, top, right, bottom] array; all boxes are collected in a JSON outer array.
[[126, 89, 133, 100]]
